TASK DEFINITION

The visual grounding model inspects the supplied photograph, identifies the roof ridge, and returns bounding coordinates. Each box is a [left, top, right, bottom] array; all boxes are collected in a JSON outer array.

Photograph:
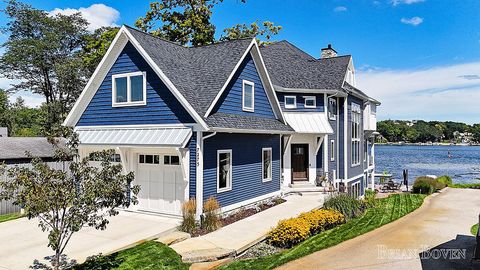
[[123, 25, 188, 48]]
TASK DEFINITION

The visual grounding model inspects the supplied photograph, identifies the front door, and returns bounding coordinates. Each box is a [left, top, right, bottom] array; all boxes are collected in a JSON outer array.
[[291, 144, 309, 182]]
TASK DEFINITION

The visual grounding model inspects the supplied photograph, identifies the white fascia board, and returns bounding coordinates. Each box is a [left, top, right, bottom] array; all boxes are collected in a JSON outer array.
[[204, 39, 256, 117], [122, 28, 209, 130], [250, 41, 286, 123], [211, 127, 294, 134], [64, 26, 128, 127], [274, 86, 348, 97]]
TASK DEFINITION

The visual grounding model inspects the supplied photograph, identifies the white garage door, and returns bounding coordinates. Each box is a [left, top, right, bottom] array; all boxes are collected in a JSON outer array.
[[136, 153, 186, 215]]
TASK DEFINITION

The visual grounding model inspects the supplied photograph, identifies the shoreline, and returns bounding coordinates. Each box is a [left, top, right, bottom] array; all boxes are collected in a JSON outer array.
[[376, 142, 480, 146]]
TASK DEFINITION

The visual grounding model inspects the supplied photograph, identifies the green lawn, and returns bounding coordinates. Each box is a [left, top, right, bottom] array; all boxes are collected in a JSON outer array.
[[72, 241, 189, 270], [0, 212, 23, 223], [472, 224, 479, 236], [220, 193, 426, 270]]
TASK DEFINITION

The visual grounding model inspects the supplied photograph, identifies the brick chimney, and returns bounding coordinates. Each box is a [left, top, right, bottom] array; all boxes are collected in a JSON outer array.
[[321, 44, 337, 58]]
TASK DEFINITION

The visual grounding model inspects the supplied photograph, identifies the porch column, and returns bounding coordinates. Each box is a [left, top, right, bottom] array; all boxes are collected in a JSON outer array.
[[371, 137, 375, 191], [195, 132, 204, 219]]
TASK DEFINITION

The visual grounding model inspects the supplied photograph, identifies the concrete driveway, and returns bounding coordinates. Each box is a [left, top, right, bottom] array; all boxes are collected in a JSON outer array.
[[279, 188, 480, 270], [0, 210, 180, 270]]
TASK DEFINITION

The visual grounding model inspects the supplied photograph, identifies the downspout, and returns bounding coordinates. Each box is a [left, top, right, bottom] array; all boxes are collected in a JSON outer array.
[[196, 131, 217, 219]]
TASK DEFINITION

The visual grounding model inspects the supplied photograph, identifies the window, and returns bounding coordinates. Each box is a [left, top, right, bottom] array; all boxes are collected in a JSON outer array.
[[217, 150, 232, 192], [164, 155, 180, 165], [328, 98, 337, 120], [262, 148, 272, 182], [285, 96, 297, 109], [112, 71, 146, 107], [242, 80, 255, 112], [351, 103, 361, 166], [304, 96, 316, 108], [330, 140, 335, 161], [89, 152, 121, 163], [139, 154, 160, 164]]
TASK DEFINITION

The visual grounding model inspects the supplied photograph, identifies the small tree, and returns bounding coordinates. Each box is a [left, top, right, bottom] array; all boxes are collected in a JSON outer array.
[[0, 129, 140, 269]]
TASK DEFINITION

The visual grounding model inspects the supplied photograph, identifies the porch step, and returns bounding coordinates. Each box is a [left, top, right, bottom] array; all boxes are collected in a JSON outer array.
[[288, 182, 316, 188], [285, 182, 324, 193]]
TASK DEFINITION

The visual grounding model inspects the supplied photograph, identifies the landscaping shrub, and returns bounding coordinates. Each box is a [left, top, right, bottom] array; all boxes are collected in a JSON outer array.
[[180, 198, 197, 233], [364, 189, 377, 208], [436, 175, 453, 187], [323, 194, 364, 220], [202, 196, 221, 232], [267, 217, 310, 248], [298, 209, 345, 233], [412, 176, 443, 194]]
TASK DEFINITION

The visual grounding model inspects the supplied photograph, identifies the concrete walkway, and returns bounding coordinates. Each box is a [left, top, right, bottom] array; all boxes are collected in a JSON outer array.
[[279, 188, 480, 270], [171, 193, 325, 262], [0, 211, 180, 270]]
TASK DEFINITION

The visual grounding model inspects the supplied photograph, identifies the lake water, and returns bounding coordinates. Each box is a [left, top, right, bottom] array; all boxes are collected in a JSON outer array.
[[375, 145, 480, 184]]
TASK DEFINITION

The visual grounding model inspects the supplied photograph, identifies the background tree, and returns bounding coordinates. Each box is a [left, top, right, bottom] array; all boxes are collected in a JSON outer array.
[[135, 0, 281, 46], [80, 26, 120, 75], [0, 89, 13, 135], [0, 128, 140, 269], [0, 0, 89, 131]]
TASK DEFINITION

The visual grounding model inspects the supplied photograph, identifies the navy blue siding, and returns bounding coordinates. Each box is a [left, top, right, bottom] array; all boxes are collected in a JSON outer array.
[[347, 95, 364, 179], [77, 42, 195, 126], [203, 133, 281, 207], [276, 92, 325, 112], [212, 54, 276, 119], [189, 132, 197, 199], [338, 97, 345, 179], [328, 97, 338, 179]]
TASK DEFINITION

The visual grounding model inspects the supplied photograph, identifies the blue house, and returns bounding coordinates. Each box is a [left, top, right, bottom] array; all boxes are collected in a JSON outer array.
[[64, 26, 380, 217]]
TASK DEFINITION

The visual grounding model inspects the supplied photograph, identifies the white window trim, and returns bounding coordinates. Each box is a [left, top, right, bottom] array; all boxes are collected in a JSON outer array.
[[303, 96, 316, 108], [112, 71, 147, 107], [328, 97, 337, 120], [217, 149, 232, 193], [262, 147, 272, 182], [284, 95, 297, 109], [330, 139, 335, 161], [242, 80, 255, 112]]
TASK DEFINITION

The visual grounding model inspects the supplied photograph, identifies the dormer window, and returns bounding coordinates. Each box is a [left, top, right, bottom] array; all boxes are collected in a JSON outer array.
[[304, 96, 316, 108], [112, 71, 147, 107], [285, 96, 297, 109], [242, 80, 255, 112]]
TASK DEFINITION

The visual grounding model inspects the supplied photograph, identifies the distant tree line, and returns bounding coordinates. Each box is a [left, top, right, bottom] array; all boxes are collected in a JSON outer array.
[[377, 120, 480, 143]]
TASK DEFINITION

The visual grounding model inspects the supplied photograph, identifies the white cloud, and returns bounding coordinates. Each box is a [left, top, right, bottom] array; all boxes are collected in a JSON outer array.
[[49, 4, 120, 31], [334, 6, 347, 12], [401, 17, 423, 26], [391, 0, 425, 6], [0, 77, 44, 107], [357, 62, 480, 124]]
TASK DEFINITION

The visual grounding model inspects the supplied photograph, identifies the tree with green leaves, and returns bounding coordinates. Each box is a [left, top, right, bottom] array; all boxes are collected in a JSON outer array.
[[0, 0, 89, 131], [135, 0, 282, 46], [0, 128, 140, 269], [80, 26, 120, 75], [0, 89, 13, 135]]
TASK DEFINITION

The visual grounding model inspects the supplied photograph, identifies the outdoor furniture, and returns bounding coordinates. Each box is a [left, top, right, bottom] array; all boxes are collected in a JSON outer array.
[[380, 180, 402, 193]]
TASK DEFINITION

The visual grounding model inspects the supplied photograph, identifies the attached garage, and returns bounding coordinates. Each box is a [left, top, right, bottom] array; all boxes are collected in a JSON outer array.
[[76, 126, 193, 216]]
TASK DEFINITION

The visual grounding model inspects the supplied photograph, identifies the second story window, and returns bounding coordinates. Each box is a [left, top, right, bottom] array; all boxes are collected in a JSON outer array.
[[304, 96, 316, 108], [285, 96, 297, 109], [112, 71, 146, 107], [242, 80, 255, 112], [328, 98, 337, 120], [351, 103, 361, 166]]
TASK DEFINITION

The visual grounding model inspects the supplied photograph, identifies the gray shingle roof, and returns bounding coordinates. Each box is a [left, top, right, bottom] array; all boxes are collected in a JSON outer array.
[[260, 40, 351, 90], [205, 113, 293, 132], [0, 137, 64, 160], [343, 82, 381, 104], [126, 26, 252, 116]]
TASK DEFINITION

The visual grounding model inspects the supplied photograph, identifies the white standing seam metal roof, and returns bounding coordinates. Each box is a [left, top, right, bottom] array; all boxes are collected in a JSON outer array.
[[76, 127, 192, 148], [283, 113, 334, 134]]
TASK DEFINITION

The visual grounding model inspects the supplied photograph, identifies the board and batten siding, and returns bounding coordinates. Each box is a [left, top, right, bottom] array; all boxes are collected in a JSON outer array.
[[77, 42, 195, 126], [212, 54, 276, 119], [202, 133, 280, 207], [347, 95, 365, 179], [188, 132, 196, 199], [276, 92, 325, 112]]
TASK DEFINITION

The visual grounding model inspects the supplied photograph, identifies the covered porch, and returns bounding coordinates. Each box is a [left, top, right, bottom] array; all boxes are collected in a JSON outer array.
[[76, 126, 193, 216], [281, 113, 333, 187]]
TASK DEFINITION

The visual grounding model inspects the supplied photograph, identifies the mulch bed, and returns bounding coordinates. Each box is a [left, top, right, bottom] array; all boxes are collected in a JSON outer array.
[[189, 197, 286, 237]]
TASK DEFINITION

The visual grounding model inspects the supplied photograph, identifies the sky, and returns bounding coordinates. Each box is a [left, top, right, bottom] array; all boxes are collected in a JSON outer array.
[[0, 0, 479, 123]]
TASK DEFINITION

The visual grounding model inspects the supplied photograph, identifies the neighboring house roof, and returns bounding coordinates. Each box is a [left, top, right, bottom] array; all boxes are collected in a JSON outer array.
[[260, 41, 351, 90], [205, 112, 293, 132], [0, 137, 64, 160]]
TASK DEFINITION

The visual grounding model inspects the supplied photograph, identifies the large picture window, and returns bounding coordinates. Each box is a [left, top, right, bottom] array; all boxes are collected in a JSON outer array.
[[262, 148, 272, 182], [351, 103, 361, 166], [217, 150, 232, 192], [242, 80, 255, 112], [112, 71, 147, 107]]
